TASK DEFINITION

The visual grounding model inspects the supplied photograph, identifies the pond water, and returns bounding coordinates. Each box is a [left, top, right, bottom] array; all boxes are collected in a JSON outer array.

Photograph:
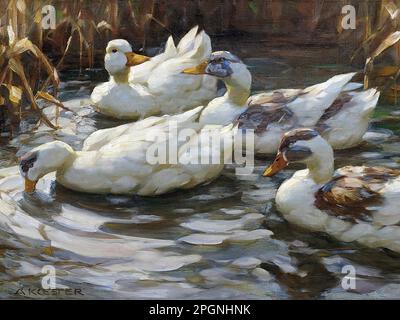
[[1, 56, 400, 300]]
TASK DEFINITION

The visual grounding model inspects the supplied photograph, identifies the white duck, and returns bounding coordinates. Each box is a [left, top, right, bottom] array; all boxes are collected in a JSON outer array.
[[182, 52, 380, 154], [90, 39, 160, 120], [20, 107, 234, 196], [246, 82, 380, 153], [263, 128, 400, 254], [91, 29, 218, 120]]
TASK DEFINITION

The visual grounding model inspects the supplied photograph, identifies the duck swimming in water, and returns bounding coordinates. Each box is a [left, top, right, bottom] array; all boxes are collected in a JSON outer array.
[[90, 39, 159, 120], [183, 52, 380, 154], [19, 109, 234, 196], [263, 128, 400, 253], [91, 29, 218, 120], [246, 82, 380, 152]]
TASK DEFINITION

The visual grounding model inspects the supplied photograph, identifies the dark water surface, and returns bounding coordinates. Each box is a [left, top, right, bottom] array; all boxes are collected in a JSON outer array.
[[1, 57, 400, 299]]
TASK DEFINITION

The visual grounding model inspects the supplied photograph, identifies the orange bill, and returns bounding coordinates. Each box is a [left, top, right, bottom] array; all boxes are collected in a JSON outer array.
[[125, 52, 150, 66], [24, 178, 37, 193], [182, 61, 208, 75], [263, 153, 288, 177]]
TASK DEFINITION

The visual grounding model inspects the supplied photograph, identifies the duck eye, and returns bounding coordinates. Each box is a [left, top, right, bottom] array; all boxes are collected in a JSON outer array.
[[112, 49, 118, 53]]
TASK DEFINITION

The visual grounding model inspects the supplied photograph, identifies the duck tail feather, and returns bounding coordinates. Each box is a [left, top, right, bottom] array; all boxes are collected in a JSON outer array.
[[360, 88, 380, 115], [179, 31, 212, 61], [345, 88, 380, 116], [164, 36, 177, 57], [176, 25, 199, 55], [304, 72, 357, 95], [342, 82, 363, 92]]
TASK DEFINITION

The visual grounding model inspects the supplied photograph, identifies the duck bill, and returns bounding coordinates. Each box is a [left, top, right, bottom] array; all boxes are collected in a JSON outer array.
[[263, 153, 288, 177], [182, 61, 208, 75], [24, 178, 37, 193], [125, 52, 150, 66]]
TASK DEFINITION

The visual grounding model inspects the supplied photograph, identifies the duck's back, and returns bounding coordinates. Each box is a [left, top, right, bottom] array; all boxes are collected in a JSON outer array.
[[69, 107, 233, 195], [278, 166, 400, 253], [129, 36, 178, 85], [147, 31, 218, 113], [241, 74, 378, 154], [317, 166, 400, 226], [82, 106, 204, 151]]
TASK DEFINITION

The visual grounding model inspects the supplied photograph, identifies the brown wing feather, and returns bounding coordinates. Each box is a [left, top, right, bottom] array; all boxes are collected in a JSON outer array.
[[237, 104, 297, 134], [238, 89, 307, 135], [237, 104, 297, 135], [315, 166, 400, 223], [339, 166, 400, 191], [315, 176, 381, 223]]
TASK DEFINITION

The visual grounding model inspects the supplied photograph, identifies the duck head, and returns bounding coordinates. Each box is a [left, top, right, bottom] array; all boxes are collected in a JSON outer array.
[[183, 51, 251, 81], [105, 39, 150, 78], [263, 128, 334, 183], [19, 141, 75, 193], [182, 51, 243, 76], [183, 51, 251, 104]]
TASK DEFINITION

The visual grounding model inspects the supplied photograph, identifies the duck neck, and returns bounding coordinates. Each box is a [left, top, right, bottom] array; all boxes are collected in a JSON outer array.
[[111, 68, 130, 84], [305, 145, 335, 184], [224, 83, 250, 106], [222, 70, 251, 106]]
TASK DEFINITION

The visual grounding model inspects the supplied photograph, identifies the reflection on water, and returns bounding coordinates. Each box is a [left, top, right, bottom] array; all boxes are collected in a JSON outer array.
[[1, 57, 400, 299]]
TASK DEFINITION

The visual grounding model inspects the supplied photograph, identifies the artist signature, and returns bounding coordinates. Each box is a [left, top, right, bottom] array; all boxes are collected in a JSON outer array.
[[14, 287, 84, 297]]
